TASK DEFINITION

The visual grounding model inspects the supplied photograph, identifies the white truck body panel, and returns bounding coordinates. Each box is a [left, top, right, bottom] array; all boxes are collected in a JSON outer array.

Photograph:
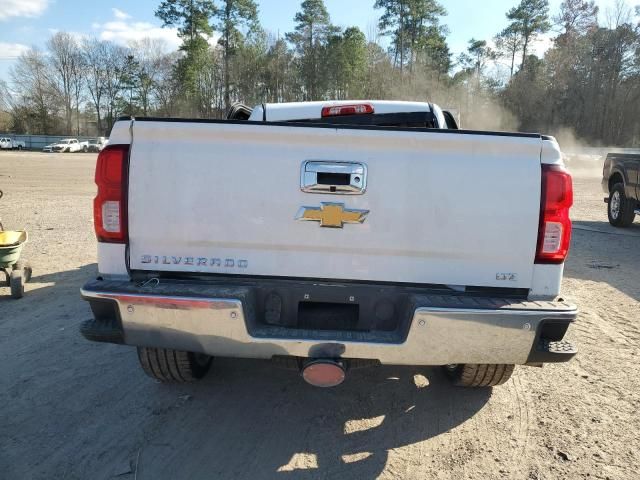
[[97, 243, 128, 276], [125, 120, 545, 290]]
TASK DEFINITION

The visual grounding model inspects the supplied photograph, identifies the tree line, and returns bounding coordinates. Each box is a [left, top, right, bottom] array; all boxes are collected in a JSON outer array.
[[0, 0, 638, 146]]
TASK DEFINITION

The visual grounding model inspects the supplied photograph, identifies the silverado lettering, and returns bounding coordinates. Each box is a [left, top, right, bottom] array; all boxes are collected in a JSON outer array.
[[140, 255, 248, 268]]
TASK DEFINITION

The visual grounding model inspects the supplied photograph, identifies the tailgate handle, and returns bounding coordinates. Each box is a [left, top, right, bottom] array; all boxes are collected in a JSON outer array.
[[301, 161, 367, 194]]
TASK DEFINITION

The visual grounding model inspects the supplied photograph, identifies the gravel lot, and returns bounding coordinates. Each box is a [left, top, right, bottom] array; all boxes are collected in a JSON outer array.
[[0, 151, 638, 480]]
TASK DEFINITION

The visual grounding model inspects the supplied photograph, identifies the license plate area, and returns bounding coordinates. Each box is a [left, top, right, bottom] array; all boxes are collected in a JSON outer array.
[[256, 282, 411, 334], [297, 301, 361, 331]]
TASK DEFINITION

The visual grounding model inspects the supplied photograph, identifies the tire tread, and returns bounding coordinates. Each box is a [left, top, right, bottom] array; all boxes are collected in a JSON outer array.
[[448, 364, 515, 387], [608, 183, 636, 227], [137, 347, 211, 383]]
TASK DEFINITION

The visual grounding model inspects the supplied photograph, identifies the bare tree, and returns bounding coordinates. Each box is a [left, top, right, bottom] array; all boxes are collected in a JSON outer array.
[[0, 79, 13, 131], [154, 51, 182, 116], [82, 38, 109, 134], [102, 43, 129, 132], [554, 0, 598, 34], [196, 48, 224, 118], [47, 32, 80, 133], [128, 38, 169, 116], [71, 50, 84, 135], [10, 48, 56, 134]]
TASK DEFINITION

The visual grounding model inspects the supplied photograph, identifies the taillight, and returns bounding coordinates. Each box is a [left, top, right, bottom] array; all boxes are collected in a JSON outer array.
[[321, 103, 374, 117], [94, 144, 129, 243], [535, 164, 573, 264]]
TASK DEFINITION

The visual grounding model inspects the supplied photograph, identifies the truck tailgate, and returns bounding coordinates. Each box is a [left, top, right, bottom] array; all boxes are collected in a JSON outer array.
[[127, 120, 542, 289]]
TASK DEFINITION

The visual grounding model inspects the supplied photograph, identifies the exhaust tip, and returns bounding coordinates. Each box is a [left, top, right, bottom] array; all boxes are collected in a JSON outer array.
[[302, 359, 346, 388]]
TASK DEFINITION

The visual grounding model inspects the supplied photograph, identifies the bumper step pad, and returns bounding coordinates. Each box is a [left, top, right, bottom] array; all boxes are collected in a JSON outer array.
[[530, 339, 577, 363]]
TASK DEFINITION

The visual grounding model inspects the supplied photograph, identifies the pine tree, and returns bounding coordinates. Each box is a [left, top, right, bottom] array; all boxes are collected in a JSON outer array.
[[118, 54, 141, 116], [325, 27, 368, 99], [374, 0, 448, 74], [214, 0, 259, 111], [506, 0, 551, 70], [286, 0, 333, 100], [495, 25, 523, 77], [155, 0, 217, 113]]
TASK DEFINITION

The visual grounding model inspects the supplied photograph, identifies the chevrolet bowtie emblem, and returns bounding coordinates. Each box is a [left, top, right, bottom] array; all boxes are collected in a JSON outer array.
[[295, 202, 369, 228]]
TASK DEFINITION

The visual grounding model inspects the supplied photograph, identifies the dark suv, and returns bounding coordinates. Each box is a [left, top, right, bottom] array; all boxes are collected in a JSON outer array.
[[602, 153, 640, 227]]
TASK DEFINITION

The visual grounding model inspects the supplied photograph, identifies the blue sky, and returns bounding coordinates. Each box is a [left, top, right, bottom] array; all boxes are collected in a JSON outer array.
[[0, 0, 626, 82]]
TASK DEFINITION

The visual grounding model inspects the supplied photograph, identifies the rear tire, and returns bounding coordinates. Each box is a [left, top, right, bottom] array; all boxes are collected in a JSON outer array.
[[444, 364, 515, 387], [10, 270, 24, 299], [608, 183, 635, 227], [137, 347, 212, 383], [83, 146, 88, 153]]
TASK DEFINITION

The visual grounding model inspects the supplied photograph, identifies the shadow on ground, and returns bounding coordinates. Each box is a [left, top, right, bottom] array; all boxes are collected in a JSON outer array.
[[127, 360, 492, 479], [0, 262, 97, 304], [0, 262, 492, 479], [565, 220, 640, 302], [572, 219, 640, 237]]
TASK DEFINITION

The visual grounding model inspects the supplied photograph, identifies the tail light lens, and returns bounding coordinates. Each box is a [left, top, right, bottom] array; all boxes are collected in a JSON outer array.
[[535, 164, 573, 264], [321, 104, 374, 117], [94, 144, 129, 243]]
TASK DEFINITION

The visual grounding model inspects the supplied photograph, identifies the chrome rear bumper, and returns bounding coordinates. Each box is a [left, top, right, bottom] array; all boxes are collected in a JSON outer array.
[[81, 279, 577, 366]]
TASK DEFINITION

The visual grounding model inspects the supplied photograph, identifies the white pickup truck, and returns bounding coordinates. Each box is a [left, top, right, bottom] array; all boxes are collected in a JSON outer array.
[[0, 137, 25, 150], [78, 137, 107, 152], [80, 100, 577, 388], [43, 138, 82, 153]]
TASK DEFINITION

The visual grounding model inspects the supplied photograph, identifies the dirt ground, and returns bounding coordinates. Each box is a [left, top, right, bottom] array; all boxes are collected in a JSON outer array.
[[0, 151, 638, 480]]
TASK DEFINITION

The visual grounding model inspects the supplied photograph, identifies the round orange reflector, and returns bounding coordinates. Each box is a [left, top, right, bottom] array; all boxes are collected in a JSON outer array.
[[302, 360, 345, 388]]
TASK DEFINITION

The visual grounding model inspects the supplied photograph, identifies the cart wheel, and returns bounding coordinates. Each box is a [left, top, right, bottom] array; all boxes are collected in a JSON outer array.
[[23, 265, 32, 283], [1, 269, 9, 287], [10, 269, 24, 299], [15, 262, 32, 282]]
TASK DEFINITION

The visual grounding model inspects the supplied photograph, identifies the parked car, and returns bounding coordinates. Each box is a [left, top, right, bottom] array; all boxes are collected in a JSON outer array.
[[602, 152, 640, 227], [0, 137, 25, 150], [49, 138, 82, 153], [80, 100, 577, 389], [85, 137, 108, 152]]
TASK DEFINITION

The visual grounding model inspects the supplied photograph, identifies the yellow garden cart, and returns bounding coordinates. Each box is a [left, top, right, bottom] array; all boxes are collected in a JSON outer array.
[[0, 190, 32, 299]]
